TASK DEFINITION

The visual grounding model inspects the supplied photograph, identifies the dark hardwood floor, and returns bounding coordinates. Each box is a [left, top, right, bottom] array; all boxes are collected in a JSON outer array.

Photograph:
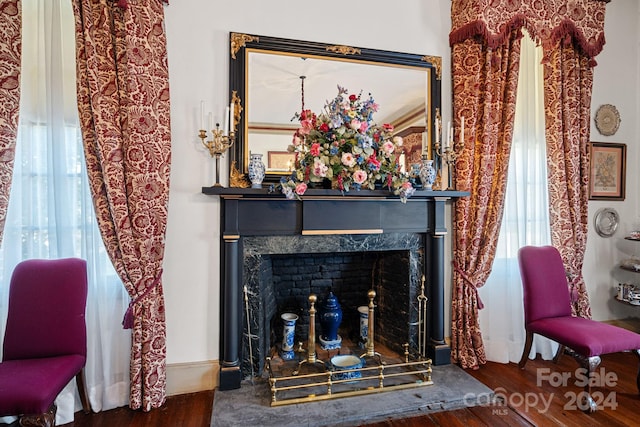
[[52, 350, 639, 427]]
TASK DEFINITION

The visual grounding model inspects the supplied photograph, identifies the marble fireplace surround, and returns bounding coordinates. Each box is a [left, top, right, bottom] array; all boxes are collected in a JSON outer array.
[[243, 232, 423, 377], [202, 187, 467, 391]]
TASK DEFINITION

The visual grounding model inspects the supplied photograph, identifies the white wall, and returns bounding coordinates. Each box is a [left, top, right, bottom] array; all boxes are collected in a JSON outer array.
[[163, 0, 453, 365], [587, 0, 640, 321], [162, 0, 640, 367]]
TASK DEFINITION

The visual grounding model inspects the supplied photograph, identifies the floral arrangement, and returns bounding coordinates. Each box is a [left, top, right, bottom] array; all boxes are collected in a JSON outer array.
[[277, 86, 415, 202]]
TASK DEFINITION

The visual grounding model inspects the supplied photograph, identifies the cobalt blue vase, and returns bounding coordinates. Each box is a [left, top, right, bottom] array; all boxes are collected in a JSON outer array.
[[319, 290, 343, 350]]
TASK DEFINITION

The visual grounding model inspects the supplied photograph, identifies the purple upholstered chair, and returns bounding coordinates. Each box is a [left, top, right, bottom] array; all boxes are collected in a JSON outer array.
[[518, 245, 640, 412], [0, 258, 91, 426]]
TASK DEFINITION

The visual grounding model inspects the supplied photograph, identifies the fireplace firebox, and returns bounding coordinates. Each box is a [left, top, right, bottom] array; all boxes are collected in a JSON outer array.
[[202, 187, 467, 390]]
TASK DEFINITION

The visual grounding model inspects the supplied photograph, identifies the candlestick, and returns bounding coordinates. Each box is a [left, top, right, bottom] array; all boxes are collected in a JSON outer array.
[[223, 107, 229, 135], [435, 118, 464, 191], [198, 123, 235, 187], [445, 121, 451, 148], [200, 101, 205, 130]]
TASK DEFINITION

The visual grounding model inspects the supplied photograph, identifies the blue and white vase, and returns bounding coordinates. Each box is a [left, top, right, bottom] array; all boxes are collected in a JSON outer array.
[[248, 152, 265, 188], [280, 313, 298, 361], [357, 305, 369, 348], [319, 290, 342, 350], [419, 155, 436, 191]]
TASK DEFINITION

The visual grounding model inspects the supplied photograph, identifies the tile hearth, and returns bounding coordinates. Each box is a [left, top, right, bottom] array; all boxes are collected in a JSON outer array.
[[211, 363, 494, 427]]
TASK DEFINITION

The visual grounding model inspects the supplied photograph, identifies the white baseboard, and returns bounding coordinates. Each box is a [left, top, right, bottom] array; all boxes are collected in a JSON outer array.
[[166, 360, 219, 396]]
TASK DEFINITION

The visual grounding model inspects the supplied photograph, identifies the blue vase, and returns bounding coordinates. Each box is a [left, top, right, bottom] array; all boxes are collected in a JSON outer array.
[[419, 155, 436, 191], [319, 291, 343, 350], [280, 313, 298, 361], [248, 153, 265, 188]]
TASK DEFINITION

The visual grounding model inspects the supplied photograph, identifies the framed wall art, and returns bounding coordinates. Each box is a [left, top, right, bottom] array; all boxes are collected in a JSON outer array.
[[267, 151, 295, 171], [589, 142, 626, 201]]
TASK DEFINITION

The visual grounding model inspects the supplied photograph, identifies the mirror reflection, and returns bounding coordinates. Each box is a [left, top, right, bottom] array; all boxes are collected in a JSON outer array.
[[229, 32, 441, 183], [248, 52, 429, 173]]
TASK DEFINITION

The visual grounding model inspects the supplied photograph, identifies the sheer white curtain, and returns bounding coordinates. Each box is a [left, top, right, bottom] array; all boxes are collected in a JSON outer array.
[[0, 0, 130, 424], [478, 34, 557, 364]]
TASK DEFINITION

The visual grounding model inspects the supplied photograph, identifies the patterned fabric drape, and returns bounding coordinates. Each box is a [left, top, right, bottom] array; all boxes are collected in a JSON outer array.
[[544, 41, 593, 318], [72, 0, 171, 411], [449, 0, 608, 367], [450, 0, 608, 60], [450, 31, 522, 369], [0, 1, 21, 248]]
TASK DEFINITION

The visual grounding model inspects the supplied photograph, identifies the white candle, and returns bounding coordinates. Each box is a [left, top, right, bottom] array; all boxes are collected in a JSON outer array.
[[435, 117, 439, 145], [200, 101, 205, 130], [223, 107, 230, 135], [460, 116, 465, 144], [229, 102, 234, 134], [445, 121, 451, 148]]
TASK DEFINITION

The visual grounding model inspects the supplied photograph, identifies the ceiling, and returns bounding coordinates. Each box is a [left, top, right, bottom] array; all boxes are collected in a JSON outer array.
[[247, 51, 429, 129]]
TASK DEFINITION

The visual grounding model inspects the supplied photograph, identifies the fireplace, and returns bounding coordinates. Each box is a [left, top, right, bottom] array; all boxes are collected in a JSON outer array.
[[242, 233, 423, 377], [202, 187, 467, 390]]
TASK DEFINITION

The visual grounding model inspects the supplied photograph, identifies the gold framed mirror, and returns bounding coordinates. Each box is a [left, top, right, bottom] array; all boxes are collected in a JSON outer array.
[[228, 32, 442, 184]]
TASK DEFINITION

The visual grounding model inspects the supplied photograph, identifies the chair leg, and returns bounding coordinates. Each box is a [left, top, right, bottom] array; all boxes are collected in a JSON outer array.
[[19, 404, 56, 427], [76, 369, 91, 414], [518, 331, 534, 368], [553, 344, 565, 363], [634, 349, 640, 395], [571, 353, 601, 413]]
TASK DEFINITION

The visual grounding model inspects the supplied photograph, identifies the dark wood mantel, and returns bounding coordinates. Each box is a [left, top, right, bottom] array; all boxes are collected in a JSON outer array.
[[202, 187, 468, 390]]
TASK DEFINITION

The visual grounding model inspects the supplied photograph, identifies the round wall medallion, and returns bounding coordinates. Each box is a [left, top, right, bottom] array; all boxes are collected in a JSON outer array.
[[594, 207, 619, 237], [594, 104, 621, 136]]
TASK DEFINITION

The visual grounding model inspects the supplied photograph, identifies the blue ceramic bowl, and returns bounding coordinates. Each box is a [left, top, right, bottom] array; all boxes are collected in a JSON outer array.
[[330, 355, 364, 381]]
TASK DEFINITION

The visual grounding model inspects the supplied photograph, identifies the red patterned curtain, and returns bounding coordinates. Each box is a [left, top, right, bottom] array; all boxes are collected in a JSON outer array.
[[0, 1, 21, 248], [544, 42, 593, 318], [450, 0, 608, 368], [450, 31, 522, 369], [72, 0, 171, 411]]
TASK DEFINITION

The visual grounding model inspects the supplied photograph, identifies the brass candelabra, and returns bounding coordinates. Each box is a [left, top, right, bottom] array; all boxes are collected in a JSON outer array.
[[199, 124, 234, 187], [434, 116, 464, 191]]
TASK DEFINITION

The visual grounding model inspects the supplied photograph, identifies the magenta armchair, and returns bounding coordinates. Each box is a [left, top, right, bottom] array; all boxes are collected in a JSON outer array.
[[0, 258, 91, 426], [518, 245, 640, 412]]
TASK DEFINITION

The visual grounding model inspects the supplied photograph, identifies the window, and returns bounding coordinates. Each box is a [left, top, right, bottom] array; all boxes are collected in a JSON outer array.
[[0, 1, 130, 421], [479, 33, 555, 363]]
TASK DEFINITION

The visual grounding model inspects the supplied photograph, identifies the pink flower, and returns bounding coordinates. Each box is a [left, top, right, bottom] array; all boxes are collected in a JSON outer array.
[[310, 143, 321, 156], [292, 134, 302, 146], [359, 121, 369, 133], [299, 119, 314, 135], [350, 119, 361, 131], [313, 159, 328, 177], [353, 169, 368, 184], [382, 141, 395, 155], [341, 152, 356, 167], [295, 182, 307, 195]]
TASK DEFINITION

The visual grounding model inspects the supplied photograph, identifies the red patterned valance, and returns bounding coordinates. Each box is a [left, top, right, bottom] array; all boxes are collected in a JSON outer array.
[[450, 0, 609, 59]]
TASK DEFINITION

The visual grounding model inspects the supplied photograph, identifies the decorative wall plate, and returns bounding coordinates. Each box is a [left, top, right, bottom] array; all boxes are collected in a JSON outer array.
[[594, 104, 621, 136], [594, 207, 619, 237]]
